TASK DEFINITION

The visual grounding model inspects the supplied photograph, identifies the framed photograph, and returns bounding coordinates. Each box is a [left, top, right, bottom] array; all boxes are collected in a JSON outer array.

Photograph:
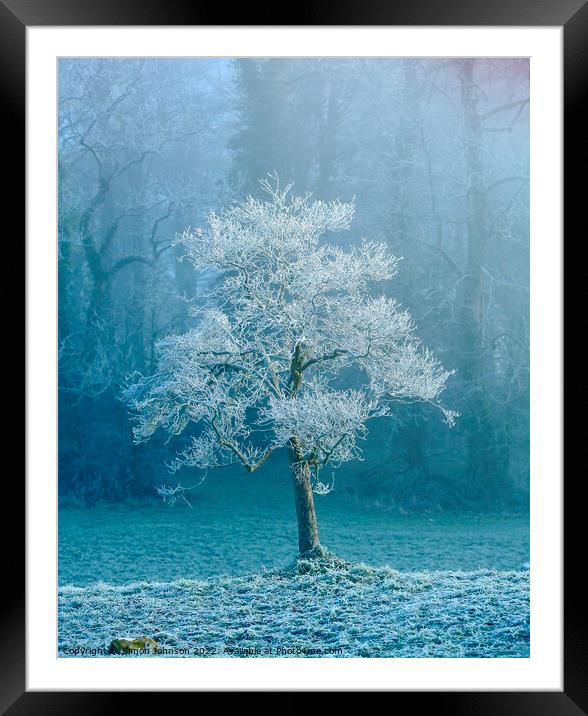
[[10, 0, 580, 709]]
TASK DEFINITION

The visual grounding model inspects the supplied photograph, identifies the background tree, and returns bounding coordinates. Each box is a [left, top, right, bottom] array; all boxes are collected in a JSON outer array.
[[58, 57, 529, 511], [124, 179, 457, 553], [58, 58, 233, 499]]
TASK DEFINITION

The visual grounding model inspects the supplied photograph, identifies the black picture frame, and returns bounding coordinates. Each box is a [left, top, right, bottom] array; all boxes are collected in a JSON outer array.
[[9, 0, 582, 711]]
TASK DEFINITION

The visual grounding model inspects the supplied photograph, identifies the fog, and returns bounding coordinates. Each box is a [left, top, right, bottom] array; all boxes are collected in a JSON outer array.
[[58, 57, 529, 512]]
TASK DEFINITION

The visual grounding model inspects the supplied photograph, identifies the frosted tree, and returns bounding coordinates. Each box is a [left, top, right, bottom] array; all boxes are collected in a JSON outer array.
[[124, 177, 457, 554]]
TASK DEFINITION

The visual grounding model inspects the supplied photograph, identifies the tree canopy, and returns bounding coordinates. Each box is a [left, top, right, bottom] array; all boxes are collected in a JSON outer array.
[[124, 178, 457, 494]]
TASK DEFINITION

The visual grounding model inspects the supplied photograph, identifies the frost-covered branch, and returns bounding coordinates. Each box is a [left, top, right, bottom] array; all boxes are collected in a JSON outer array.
[[155, 482, 201, 508]]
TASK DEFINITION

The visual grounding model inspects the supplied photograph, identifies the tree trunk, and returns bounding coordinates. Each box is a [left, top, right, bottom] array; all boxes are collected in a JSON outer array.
[[288, 440, 320, 554], [457, 59, 505, 497]]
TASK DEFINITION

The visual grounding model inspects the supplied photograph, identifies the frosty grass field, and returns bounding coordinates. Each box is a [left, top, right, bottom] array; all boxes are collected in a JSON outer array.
[[59, 471, 530, 658]]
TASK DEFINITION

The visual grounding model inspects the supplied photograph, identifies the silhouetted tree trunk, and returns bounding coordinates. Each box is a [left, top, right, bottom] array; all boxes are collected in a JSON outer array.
[[317, 79, 340, 199], [288, 438, 320, 554], [457, 59, 504, 496]]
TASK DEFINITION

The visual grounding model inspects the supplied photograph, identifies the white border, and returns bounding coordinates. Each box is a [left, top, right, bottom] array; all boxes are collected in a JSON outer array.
[[26, 27, 563, 691]]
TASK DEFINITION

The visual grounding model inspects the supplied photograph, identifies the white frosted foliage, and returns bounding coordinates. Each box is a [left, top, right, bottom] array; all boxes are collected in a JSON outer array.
[[124, 177, 457, 493]]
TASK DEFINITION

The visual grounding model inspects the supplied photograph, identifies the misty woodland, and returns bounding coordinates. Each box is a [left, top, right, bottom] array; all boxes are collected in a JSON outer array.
[[58, 58, 530, 659]]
